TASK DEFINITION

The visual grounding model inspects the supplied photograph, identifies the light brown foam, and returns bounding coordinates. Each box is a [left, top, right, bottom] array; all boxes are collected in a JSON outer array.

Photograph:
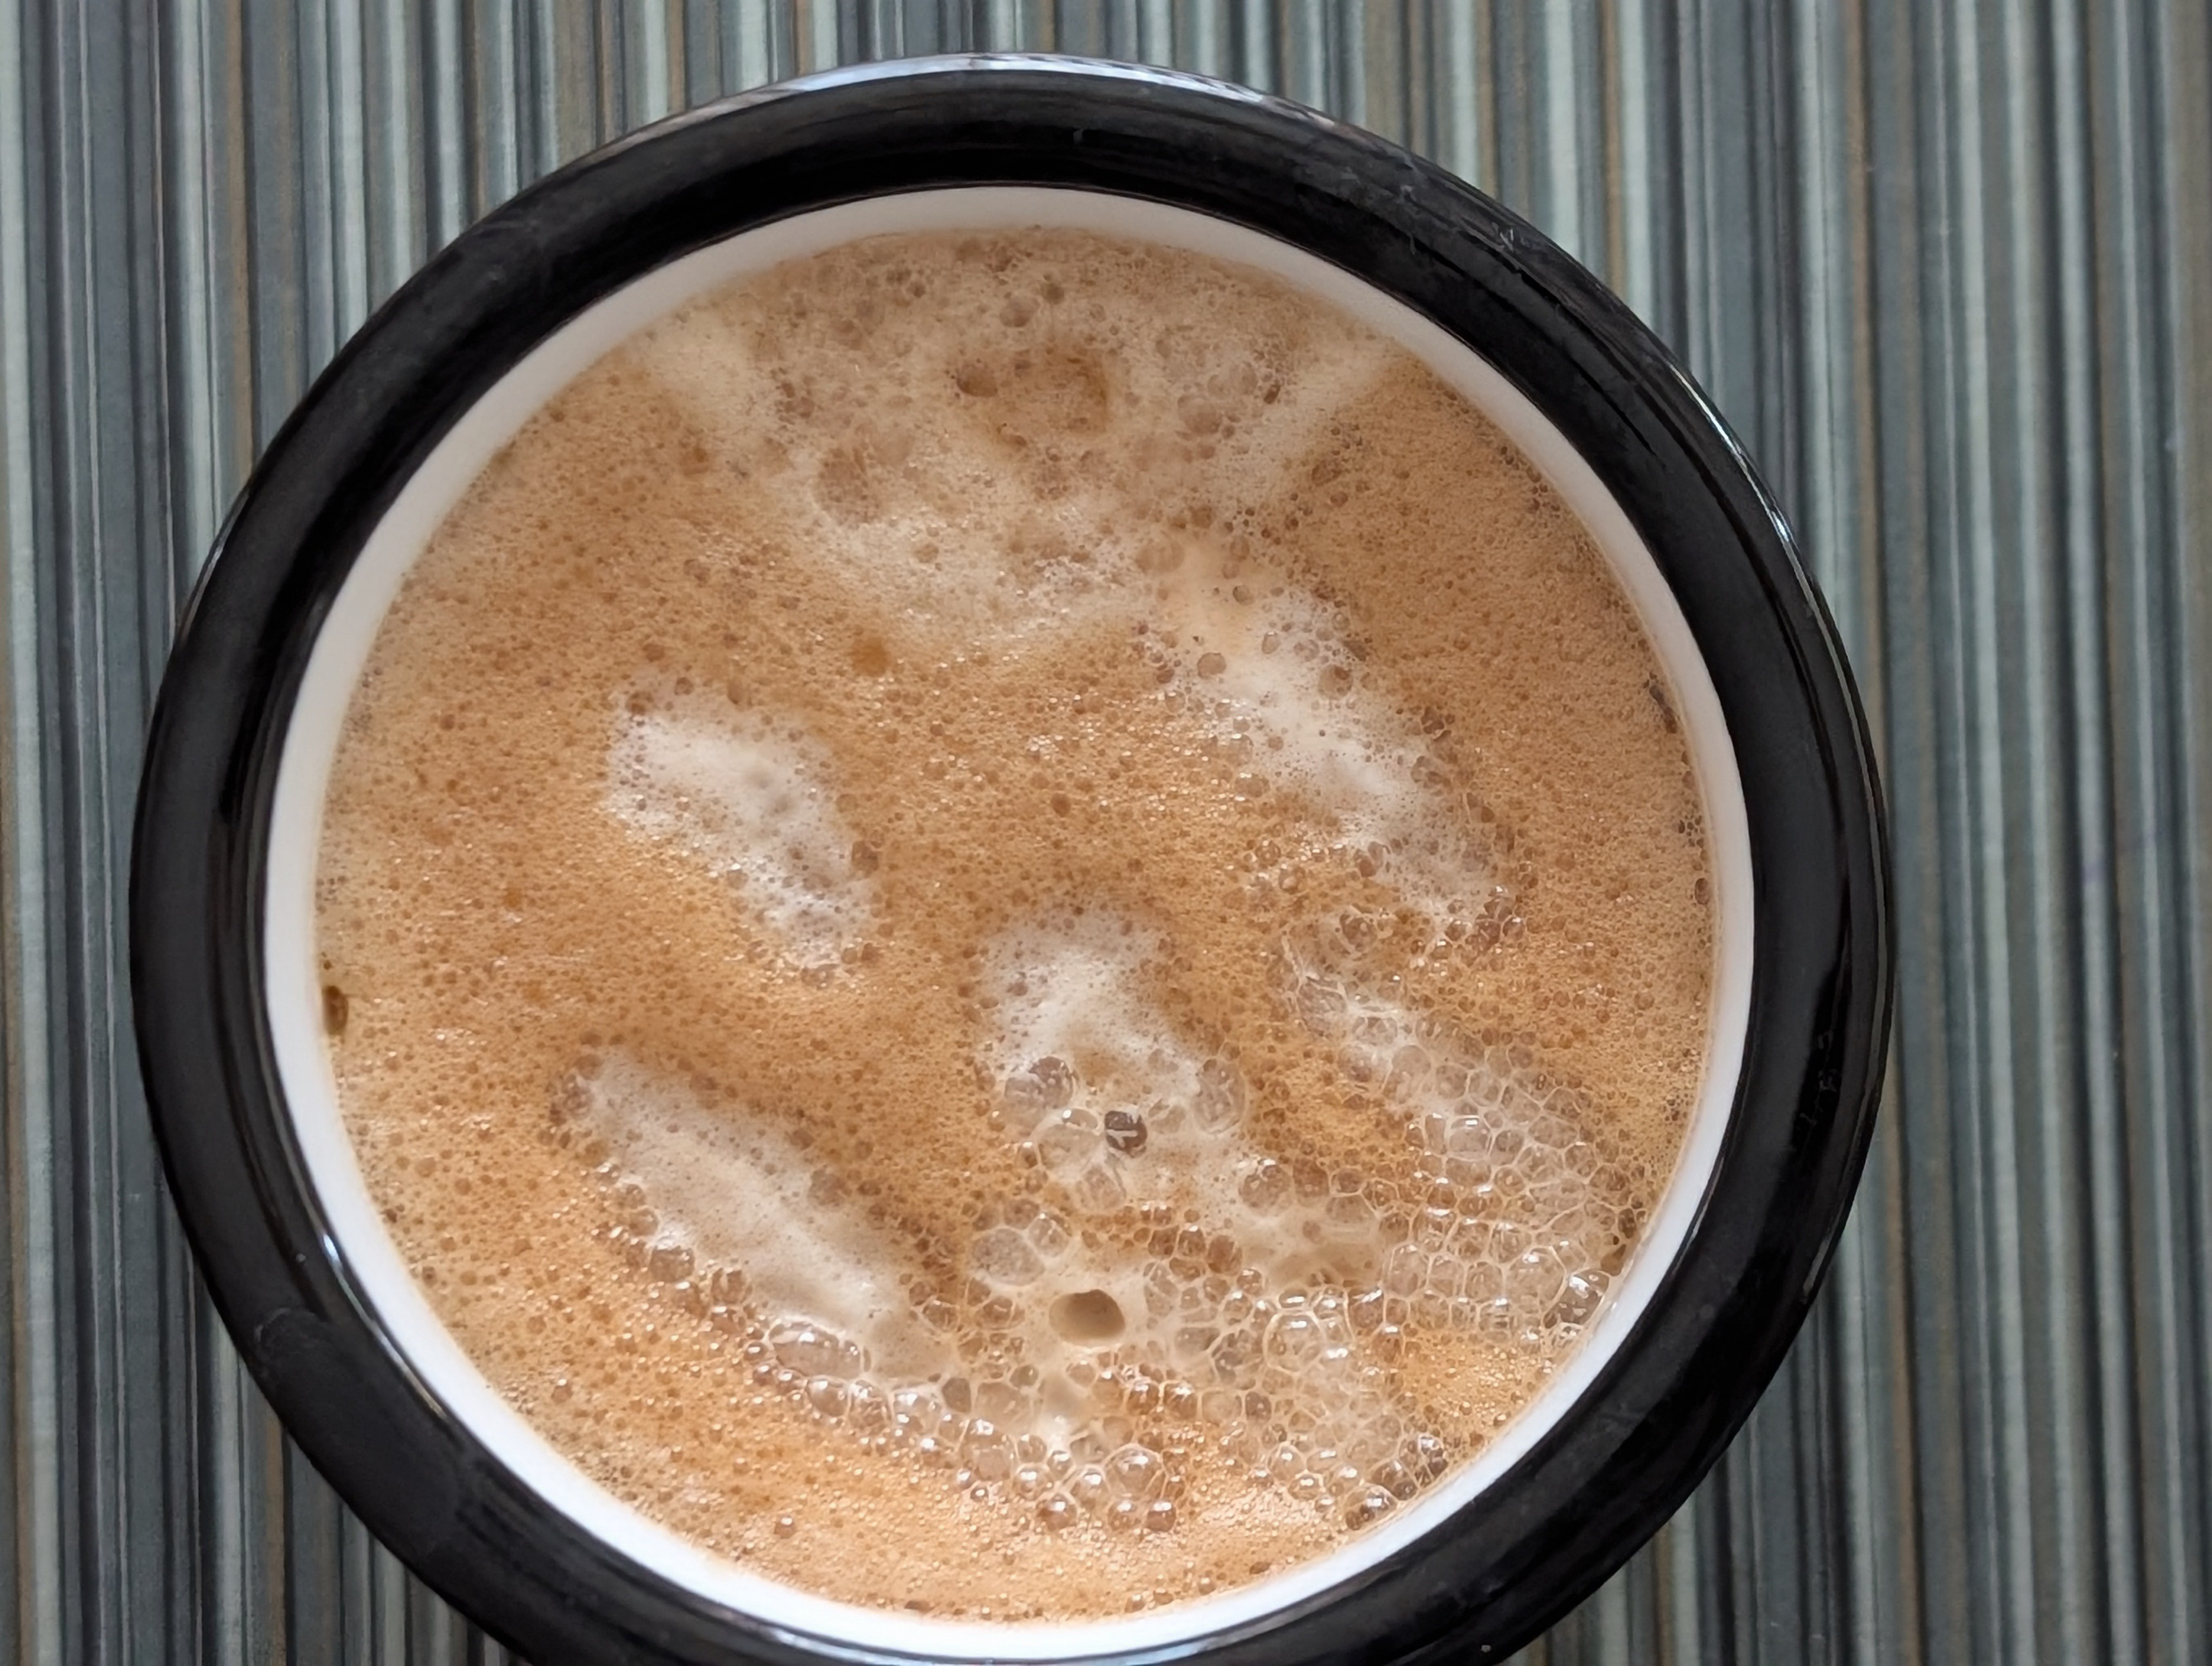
[[316, 229, 1713, 1621]]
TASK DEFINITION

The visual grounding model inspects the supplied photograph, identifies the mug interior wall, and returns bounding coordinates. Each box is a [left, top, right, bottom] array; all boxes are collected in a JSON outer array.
[[263, 187, 1754, 1660]]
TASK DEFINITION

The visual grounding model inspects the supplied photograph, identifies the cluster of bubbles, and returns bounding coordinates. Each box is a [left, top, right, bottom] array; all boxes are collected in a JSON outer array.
[[667, 1229, 1456, 1537], [761, 1308, 1192, 1537], [994, 1048, 1248, 1218], [578, 944, 1640, 1542], [1289, 959, 1641, 1349]]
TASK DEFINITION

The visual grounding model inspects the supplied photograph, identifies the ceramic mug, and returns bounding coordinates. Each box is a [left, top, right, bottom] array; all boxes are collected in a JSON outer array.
[[131, 55, 1890, 1666]]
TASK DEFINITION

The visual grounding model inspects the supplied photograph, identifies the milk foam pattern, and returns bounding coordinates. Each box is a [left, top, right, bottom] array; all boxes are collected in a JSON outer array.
[[567, 907, 1634, 1539], [608, 695, 874, 967], [318, 229, 1713, 1618]]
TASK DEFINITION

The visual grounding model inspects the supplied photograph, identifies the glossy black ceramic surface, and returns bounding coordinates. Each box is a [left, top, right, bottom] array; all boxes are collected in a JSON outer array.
[[131, 55, 1889, 1666]]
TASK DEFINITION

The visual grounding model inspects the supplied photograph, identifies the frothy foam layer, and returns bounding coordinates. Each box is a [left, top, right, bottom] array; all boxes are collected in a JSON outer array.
[[569, 1059, 937, 1373], [608, 698, 874, 964], [1146, 547, 1491, 920], [317, 228, 1713, 1620]]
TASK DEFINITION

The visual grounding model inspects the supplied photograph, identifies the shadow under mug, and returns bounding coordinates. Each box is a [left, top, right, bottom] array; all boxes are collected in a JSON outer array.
[[131, 54, 1891, 1666]]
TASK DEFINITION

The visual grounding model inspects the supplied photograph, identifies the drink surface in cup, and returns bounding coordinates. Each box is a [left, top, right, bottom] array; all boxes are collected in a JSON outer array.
[[314, 228, 1715, 1620]]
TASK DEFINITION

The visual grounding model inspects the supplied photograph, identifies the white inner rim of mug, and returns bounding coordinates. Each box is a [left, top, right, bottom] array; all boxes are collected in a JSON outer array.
[[266, 187, 1754, 1659]]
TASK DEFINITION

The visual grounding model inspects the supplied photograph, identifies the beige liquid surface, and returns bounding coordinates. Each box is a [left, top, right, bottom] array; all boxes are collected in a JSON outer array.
[[316, 229, 1713, 1621]]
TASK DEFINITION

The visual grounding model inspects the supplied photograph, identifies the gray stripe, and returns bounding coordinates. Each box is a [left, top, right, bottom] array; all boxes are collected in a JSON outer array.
[[4, 3, 2208, 1661]]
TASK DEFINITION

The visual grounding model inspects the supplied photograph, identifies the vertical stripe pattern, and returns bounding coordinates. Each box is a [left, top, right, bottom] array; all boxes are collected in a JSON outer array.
[[3, 4, 2207, 1662]]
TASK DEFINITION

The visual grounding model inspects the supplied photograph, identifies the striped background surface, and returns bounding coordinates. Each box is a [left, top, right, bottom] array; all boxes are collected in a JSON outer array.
[[4, 4, 2208, 1662]]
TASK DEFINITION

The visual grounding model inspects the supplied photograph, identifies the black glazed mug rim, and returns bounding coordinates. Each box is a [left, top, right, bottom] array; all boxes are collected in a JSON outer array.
[[130, 53, 1892, 1666]]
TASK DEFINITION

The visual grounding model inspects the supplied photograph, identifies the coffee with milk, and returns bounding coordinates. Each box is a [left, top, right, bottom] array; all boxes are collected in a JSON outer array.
[[316, 228, 1713, 1620]]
